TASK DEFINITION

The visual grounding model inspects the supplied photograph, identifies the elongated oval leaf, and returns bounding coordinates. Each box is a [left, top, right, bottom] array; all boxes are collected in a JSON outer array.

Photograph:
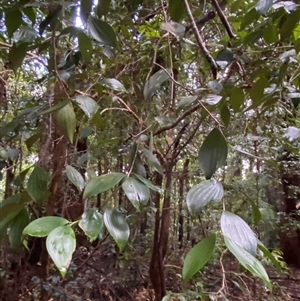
[[183, 233, 216, 282], [177, 95, 198, 110], [83, 172, 125, 198], [198, 128, 228, 179], [9, 42, 28, 74], [99, 78, 127, 92], [79, 208, 103, 241], [104, 208, 130, 252], [186, 179, 224, 215], [75, 95, 100, 118], [46, 225, 76, 277], [221, 211, 257, 256], [39, 99, 69, 115], [122, 177, 150, 210], [65, 165, 85, 191], [56, 102, 76, 144], [224, 236, 272, 290], [87, 15, 117, 48], [169, 0, 186, 22], [144, 69, 170, 100], [27, 166, 50, 203], [23, 216, 69, 237], [134, 173, 162, 193], [142, 148, 163, 175]]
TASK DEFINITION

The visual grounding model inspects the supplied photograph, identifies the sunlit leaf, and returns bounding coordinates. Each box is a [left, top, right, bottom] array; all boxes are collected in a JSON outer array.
[[23, 216, 69, 237], [79, 208, 103, 241], [46, 225, 76, 277], [183, 233, 216, 282], [83, 172, 126, 198], [104, 208, 130, 252]]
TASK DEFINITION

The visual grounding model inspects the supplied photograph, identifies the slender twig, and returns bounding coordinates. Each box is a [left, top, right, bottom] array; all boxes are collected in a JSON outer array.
[[182, 0, 218, 78], [211, 0, 236, 39]]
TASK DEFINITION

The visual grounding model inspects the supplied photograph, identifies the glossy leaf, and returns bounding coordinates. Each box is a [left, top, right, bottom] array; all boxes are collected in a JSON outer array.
[[8, 209, 30, 251], [23, 216, 69, 237], [186, 179, 224, 215], [144, 69, 170, 100], [104, 208, 130, 252], [65, 165, 85, 191], [79, 208, 103, 241], [27, 166, 50, 203], [183, 233, 216, 282], [224, 236, 272, 290], [122, 177, 150, 210], [198, 128, 228, 179], [56, 102, 76, 143], [142, 148, 163, 175], [83, 172, 125, 198], [221, 211, 257, 256], [99, 78, 127, 92], [46, 225, 76, 277], [75, 95, 100, 118], [87, 15, 117, 48]]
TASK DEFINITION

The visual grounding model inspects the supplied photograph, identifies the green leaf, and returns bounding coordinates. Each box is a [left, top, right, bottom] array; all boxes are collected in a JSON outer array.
[[183, 233, 216, 282], [80, 0, 92, 23], [177, 95, 198, 110], [240, 8, 260, 30], [78, 31, 93, 61], [186, 179, 224, 215], [161, 22, 185, 37], [65, 165, 85, 191], [39, 5, 62, 35], [122, 177, 150, 210], [144, 69, 170, 100], [83, 172, 126, 198], [280, 9, 300, 41], [79, 208, 103, 241], [134, 173, 162, 193], [198, 128, 228, 179], [9, 42, 28, 74], [27, 166, 50, 203], [96, 0, 111, 17], [46, 225, 76, 277], [75, 95, 100, 118], [87, 15, 117, 48], [5, 8, 23, 38], [224, 236, 272, 290], [216, 48, 235, 65], [104, 208, 130, 252], [23, 216, 69, 237], [255, 0, 273, 14], [8, 209, 30, 251], [56, 102, 76, 143], [220, 105, 230, 126], [221, 211, 257, 256], [257, 241, 281, 271], [263, 26, 278, 44], [169, 0, 185, 21], [229, 87, 244, 113], [99, 78, 127, 92], [39, 99, 69, 115], [142, 148, 164, 175]]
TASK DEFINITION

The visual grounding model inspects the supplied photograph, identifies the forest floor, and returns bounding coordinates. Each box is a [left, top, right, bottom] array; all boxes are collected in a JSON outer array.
[[1, 238, 300, 301]]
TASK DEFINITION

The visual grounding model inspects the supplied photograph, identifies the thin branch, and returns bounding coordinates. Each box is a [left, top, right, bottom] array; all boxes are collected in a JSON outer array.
[[182, 0, 218, 79], [211, 0, 236, 39]]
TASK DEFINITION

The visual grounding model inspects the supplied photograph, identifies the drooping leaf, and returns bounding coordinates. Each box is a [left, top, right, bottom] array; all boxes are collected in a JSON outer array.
[[183, 233, 216, 282], [56, 102, 76, 143], [5, 8, 23, 38], [80, 0, 93, 23], [46, 225, 76, 277], [198, 128, 228, 179], [122, 177, 150, 210], [256, 0, 273, 14], [161, 22, 185, 37], [144, 69, 170, 100], [169, 0, 186, 21], [177, 95, 198, 110], [224, 236, 272, 290], [23, 216, 69, 237], [220, 105, 230, 126], [27, 166, 50, 203], [39, 5, 62, 35], [39, 99, 69, 115], [186, 179, 224, 214], [79, 208, 103, 241], [221, 211, 257, 256], [8, 209, 30, 251], [142, 148, 163, 175], [203, 94, 222, 105], [78, 31, 93, 61], [279, 9, 300, 41], [230, 87, 245, 113], [96, 0, 111, 17], [99, 78, 127, 92], [9, 42, 28, 74], [134, 173, 162, 193], [87, 15, 117, 48], [257, 241, 282, 271], [75, 95, 100, 118], [65, 165, 85, 191], [83, 172, 126, 198], [104, 208, 130, 252]]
